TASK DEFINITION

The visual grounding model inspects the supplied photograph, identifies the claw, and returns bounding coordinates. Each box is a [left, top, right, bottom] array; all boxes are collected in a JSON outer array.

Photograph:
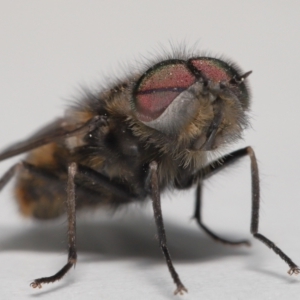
[[30, 281, 42, 289], [288, 266, 300, 275], [174, 284, 188, 296]]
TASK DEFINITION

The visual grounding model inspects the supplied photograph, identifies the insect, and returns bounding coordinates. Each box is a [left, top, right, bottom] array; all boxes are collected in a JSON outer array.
[[0, 50, 299, 295]]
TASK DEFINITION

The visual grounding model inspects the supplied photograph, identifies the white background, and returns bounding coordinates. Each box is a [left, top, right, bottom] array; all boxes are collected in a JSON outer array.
[[1, 1, 300, 299]]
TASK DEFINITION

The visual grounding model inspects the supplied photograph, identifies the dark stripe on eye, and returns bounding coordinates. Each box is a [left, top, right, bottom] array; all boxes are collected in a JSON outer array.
[[133, 61, 197, 121], [137, 87, 187, 95]]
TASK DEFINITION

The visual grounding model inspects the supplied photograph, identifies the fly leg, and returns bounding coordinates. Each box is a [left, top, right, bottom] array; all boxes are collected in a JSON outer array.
[[31, 162, 78, 288], [194, 146, 299, 274], [175, 147, 252, 245], [0, 161, 78, 286], [29, 163, 137, 288], [149, 161, 187, 295], [193, 148, 252, 245], [0, 162, 23, 191], [194, 180, 250, 246], [246, 147, 300, 275]]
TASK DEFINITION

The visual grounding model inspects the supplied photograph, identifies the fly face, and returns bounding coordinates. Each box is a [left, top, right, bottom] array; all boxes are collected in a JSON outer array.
[[132, 57, 251, 151]]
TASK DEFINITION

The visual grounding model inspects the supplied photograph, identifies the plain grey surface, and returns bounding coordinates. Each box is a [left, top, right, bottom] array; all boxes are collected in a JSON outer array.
[[0, 1, 300, 299]]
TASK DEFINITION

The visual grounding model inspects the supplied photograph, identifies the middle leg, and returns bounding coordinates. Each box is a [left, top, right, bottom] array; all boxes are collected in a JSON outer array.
[[149, 161, 187, 295]]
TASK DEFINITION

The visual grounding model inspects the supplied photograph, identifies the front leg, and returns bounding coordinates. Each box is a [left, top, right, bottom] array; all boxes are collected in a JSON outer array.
[[149, 161, 187, 295], [246, 147, 300, 275], [194, 180, 250, 246], [181, 146, 300, 275], [201, 147, 300, 274], [175, 147, 251, 245]]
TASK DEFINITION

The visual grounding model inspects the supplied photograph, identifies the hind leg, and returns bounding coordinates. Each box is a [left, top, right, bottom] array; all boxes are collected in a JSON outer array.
[[0, 160, 77, 287], [30, 162, 77, 288], [29, 163, 136, 288]]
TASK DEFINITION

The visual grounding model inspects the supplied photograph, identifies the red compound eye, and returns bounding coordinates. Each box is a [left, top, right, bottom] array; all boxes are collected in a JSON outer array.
[[189, 58, 232, 82], [133, 61, 196, 122]]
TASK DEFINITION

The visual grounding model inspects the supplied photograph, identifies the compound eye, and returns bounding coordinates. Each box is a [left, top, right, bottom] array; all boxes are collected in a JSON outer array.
[[189, 57, 233, 82], [189, 57, 250, 110], [133, 61, 196, 122]]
